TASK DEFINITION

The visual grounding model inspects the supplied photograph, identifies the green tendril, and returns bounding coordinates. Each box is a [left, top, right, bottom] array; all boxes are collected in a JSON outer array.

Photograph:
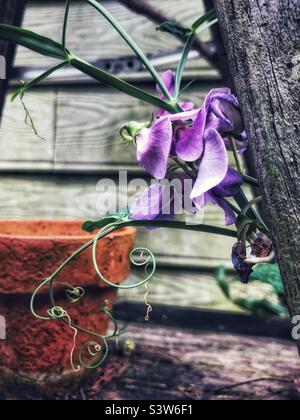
[[20, 96, 47, 141], [30, 217, 239, 370]]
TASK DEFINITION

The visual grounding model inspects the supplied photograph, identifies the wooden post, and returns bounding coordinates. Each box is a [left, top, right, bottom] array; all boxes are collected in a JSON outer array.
[[0, 0, 26, 120], [214, 0, 300, 345]]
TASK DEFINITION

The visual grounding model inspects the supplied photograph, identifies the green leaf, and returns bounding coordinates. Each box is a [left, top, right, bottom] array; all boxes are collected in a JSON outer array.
[[233, 297, 288, 318], [191, 9, 217, 32], [86, 0, 172, 101], [82, 216, 121, 233], [70, 56, 177, 113], [250, 264, 284, 297], [157, 21, 191, 40], [11, 61, 68, 102], [235, 214, 255, 240], [215, 266, 231, 299], [174, 9, 218, 98], [0, 24, 68, 60]]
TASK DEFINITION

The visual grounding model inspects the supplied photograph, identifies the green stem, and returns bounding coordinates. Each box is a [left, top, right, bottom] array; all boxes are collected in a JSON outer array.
[[48, 219, 237, 283], [229, 137, 243, 175], [70, 55, 178, 113], [241, 196, 262, 217], [173, 157, 196, 178], [12, 61, 69, 101], [235, 188, 269, 233], [243, 174, 260, 187], [62, 0, 71, 51], [86, 0, 172, 101], [174, 32, 196, 98]]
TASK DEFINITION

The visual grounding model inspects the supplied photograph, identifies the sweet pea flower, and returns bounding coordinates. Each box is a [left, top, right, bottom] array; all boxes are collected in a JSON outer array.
[[201, 167, 243, 226], [136, 71, 244, 177], [131, 71, 246, 224], [130, 167, 243, 226]]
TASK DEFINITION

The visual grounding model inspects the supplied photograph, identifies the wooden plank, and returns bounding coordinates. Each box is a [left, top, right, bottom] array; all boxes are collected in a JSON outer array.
[[54, 85, 211, 168], [0, 0, 26, 117], [0, 90, 55, 166], [0, 84, 221, 172], [118, 269, 281, 313], [0, 174, 238, 269], [37, 324, 297, 401], [6, 323, 298, 400], [103, 325, 298, 401], [15, 0, 212, 68]]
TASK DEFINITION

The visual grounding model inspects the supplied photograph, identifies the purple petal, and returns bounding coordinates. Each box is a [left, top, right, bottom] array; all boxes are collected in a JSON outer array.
[[180, 102, 194, 112], [130, 184, 165, 221], [191, 128, 228, 199], [211, 99, 244, 134], [192, 193, 206, 211], [210, 88, 239, 107], [215, 198, 236, 226], [156, 70, 175, 97], [175, 106, 208, 162], [205, 192, 236, 226], [212, 167, 243, 198], [174, 89, 233, 162], [136, 117, 172, 179]]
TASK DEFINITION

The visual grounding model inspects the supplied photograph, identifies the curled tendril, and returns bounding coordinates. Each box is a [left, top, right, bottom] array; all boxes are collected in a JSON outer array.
[[144, 282, 153, 322], [47, 306, 81, 372], [20, 93, 47, 142], [92, 225, 157, 289], [79, 339, 109, 370], [30, 219, 157, 371], [66, 286, 85, 303]]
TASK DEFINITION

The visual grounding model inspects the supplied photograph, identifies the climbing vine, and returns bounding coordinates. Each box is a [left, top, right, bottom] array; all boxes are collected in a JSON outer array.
[[0, 0, 276, 371]]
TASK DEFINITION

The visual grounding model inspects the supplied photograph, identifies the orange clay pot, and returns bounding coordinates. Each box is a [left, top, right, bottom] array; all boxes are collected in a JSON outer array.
[[0, 220, 136, 397]]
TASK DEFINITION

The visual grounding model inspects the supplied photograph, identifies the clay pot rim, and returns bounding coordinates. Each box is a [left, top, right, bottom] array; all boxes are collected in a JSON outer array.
[[0, 219, 136, 241]]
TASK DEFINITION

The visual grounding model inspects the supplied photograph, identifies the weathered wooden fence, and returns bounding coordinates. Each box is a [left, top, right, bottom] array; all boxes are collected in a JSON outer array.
[[0, 0, 252, 310]]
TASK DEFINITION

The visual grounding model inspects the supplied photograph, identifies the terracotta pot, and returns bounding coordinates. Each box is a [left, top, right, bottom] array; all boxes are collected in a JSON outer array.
[[0, 220, 136, 397]]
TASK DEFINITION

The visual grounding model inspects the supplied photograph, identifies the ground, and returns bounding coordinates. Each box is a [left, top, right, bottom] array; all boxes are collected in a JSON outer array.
[[6, 322, 300, 401]]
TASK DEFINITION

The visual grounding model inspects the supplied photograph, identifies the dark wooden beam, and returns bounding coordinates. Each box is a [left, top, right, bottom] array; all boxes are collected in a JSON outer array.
[[214, 0, 300, 351], [117, 0, 221, 72], [0, 0, 26, 120]]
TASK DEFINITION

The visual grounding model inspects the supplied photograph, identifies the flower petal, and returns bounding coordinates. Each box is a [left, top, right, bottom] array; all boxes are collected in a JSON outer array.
[[212, 167, 243, 198], [205, 192, 236, 226], [130, 184, 164, 221], [174, 89, 230, 162], [216, 198, 237, 226], [157, 70, 175, 97], [191, 128, 228, 199], [136, 117, 172, 179], [211, 99, 244, 134]]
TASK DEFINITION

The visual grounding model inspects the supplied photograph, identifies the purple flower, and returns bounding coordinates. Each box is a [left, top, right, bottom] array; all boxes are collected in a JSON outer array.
[[203, 167, 243, 226], [130, 183, 173, 222], [136, 80, 245, 180], [130, 176, 186, 222], [133, 71, 246, 225], [130, 167, 242, 226]]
